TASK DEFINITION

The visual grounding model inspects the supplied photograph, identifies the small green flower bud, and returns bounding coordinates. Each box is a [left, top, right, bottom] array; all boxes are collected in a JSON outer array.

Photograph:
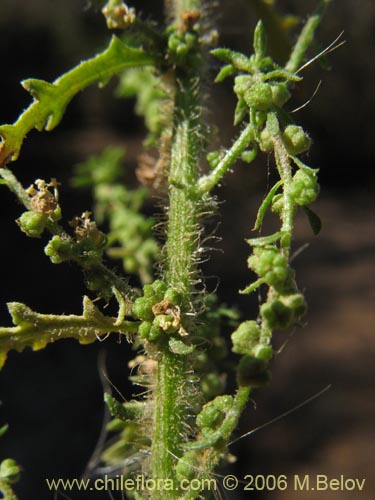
[[132, 297, 154, 321], [149, 322, 163, 341], [237, 355, 270, 387], [151, 280, 167, 300], [244, 83, 273, 111], [231, 320, 260, 355], [259, 128, 273, 152], [207, 150, 224, 169], [283, 125, 311, 155], [138, 320, 152, 339], [0, 458, 21, 484], [44, 236, 72, 264], [261, 300, 292, 329], [163, 288, 182, 304], [253, 344, 273, 361], [281, 293, 307, 319], [18, 211, 48, 238], [271, 83, 291, 107]]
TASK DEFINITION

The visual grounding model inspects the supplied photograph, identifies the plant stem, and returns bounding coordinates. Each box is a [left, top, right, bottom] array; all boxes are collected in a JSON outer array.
[[151, 72, 202, 497], [272, 134, 294, 255], [150, 0, 206, 485]]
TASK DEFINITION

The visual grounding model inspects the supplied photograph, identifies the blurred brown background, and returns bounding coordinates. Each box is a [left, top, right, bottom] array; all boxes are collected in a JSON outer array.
[[0, 1, 373, 499]]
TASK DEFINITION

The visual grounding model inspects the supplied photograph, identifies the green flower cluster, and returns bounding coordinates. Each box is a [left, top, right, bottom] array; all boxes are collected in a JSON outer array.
[[247, 245, 290, 289], [132, 280, 183, 342], [261, 292, 306, 330], [44, 214, 107, 266], [290, 169, 320, 206]]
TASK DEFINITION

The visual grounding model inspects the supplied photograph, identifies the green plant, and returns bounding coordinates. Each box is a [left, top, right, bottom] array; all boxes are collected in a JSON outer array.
[[0, 0, 332, 498]]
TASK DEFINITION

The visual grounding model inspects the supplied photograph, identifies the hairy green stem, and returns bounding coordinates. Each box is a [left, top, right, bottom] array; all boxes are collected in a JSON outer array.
[[151, 72, 202, 497], [272, 135, 294, 254], [150, 1, 204, 494], [196, 124, 254, 195]]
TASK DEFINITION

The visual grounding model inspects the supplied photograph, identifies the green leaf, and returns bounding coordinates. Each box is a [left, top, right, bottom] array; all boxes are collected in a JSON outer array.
[[253, 180, 283, 230], [0, 424, 8, 438], [0, 296, 139, 369], [0, 36, 156, 166], [214, 64, 236, 83], [168, 338, 195, 355], [211, 48, 254, 73], [239, 277, 266, 295], [246, 231, 285, 247], [302, 206, 322, 235], [253, 20, 267, 63]]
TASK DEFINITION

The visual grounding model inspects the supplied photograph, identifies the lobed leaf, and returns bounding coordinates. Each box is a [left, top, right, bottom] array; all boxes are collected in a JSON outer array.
[[0, 296, 139, 369], [0, 36, 156, 166]]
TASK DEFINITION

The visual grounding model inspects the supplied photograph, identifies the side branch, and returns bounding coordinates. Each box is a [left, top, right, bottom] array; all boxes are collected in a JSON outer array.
[[195, 124, 254, 196]]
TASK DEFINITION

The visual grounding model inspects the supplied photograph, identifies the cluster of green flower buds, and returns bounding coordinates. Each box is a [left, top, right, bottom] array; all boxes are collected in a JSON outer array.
[[168, 30, 198, 60], [290, 169, 320, 206], [247, 245, 290, 289], [44, 212, 106, 266], [17, 179, 61, 238], [261, 292, 306, 330], [166, 10, 201, 65], [132, 280, 185, 342], [213, 21, 300, 128], [283, 125, 311, 155]]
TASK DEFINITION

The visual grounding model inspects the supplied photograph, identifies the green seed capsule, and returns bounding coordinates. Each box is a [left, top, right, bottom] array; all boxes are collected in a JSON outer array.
[[283, 125, 311, 155], [18, 211, 48, 238]]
